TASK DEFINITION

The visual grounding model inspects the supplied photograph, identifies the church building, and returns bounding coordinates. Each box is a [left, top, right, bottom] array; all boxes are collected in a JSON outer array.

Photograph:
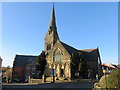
[[43, 5, 103, 81], [12, 5, 103, 82]]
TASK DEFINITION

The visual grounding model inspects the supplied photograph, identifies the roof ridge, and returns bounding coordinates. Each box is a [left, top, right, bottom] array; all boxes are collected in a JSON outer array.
[[79, 48, 97, 52], [16, 54, 37, 57], [80, 48, 97, 50], [60, 41, 78, 51]]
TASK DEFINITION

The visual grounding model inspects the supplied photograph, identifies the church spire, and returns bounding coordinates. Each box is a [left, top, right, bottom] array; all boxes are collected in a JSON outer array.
[[49, 4, 56, 30], [44, 4, 59, 51]]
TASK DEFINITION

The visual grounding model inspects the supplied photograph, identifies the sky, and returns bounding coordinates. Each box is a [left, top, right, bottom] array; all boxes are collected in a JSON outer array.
[[1, 2, 118, 67]]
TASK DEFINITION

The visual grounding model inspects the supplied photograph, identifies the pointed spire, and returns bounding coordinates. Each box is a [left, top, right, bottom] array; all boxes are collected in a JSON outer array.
[[49, 3, 56, 30]]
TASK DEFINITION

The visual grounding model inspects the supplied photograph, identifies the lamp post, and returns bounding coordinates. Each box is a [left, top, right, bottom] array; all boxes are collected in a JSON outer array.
[[103, 70, 107, 89], [52, 68, 56, 83]]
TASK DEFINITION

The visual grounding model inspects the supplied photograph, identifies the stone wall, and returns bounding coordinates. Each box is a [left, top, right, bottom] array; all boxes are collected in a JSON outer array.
[[29, 77, 42, 84]]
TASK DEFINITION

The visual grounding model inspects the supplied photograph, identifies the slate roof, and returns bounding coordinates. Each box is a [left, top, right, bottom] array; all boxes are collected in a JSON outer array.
[[60, 41, 99, 62], [60, 41, 79, 55], [60, 41, 98, 56], [14, 55, 37, 67]]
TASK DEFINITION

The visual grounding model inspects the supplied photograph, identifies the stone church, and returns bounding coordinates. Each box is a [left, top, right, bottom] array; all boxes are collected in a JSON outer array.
[[43, 5, 103, 81], [12, 5, 103, 82]]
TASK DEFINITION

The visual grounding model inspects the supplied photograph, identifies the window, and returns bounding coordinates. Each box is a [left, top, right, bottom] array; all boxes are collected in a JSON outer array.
[[48, 30, 51, 35], [26, 65, 30, 69], [50, 26, 52, 30], [54, 49, 62, 62], [60, 69, 64, 77], [32, 65, 35, 69], [47, 44, 51, 50], [26, 70, 30, 75], [32, 70, 35, 74]]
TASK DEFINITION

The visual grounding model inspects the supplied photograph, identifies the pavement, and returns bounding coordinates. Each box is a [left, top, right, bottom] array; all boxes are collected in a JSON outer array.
[[2, 79, 96, 90]]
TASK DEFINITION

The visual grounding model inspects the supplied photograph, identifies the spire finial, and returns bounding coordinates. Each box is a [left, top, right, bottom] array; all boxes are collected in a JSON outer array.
[[52, 1, 54, 6]]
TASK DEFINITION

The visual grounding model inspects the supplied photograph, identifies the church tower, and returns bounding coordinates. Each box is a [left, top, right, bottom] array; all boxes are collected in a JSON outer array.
[[44, 4, 59, 51]]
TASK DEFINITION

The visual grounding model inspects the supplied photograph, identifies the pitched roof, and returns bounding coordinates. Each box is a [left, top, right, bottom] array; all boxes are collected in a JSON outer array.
[[14, 55, 37, 67], [102, 64, 117, 69], [60, 41, 79, 55], [109, 64, 116, 69], [102, 63, 108, 67], [79, 48, 97, 52], [60, 41, 98, 55]]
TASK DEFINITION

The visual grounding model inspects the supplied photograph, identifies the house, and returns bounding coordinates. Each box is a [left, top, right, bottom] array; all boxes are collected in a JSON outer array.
[[12, 55, 37, 82], [101, 63, 118, 74]]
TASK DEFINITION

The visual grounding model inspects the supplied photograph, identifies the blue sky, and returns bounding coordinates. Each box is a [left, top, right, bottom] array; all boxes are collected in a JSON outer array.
[[1, 2, 118, 67]]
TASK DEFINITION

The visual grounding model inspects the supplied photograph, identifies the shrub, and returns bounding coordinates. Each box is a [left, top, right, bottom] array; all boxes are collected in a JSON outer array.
[[36, 51, 46, 78], [99, 69, 120, 88]]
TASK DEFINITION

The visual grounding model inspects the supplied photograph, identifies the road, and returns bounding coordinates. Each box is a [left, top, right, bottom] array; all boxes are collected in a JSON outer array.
[[2, 79, 96, 90]]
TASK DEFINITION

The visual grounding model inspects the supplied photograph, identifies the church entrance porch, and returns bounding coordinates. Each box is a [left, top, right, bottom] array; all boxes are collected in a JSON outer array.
[[45, 62, 71, 82]]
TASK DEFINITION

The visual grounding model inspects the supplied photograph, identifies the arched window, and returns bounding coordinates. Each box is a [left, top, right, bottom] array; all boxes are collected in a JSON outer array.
[[47, 44, 51, 50], [54, 49, 62, 62]]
